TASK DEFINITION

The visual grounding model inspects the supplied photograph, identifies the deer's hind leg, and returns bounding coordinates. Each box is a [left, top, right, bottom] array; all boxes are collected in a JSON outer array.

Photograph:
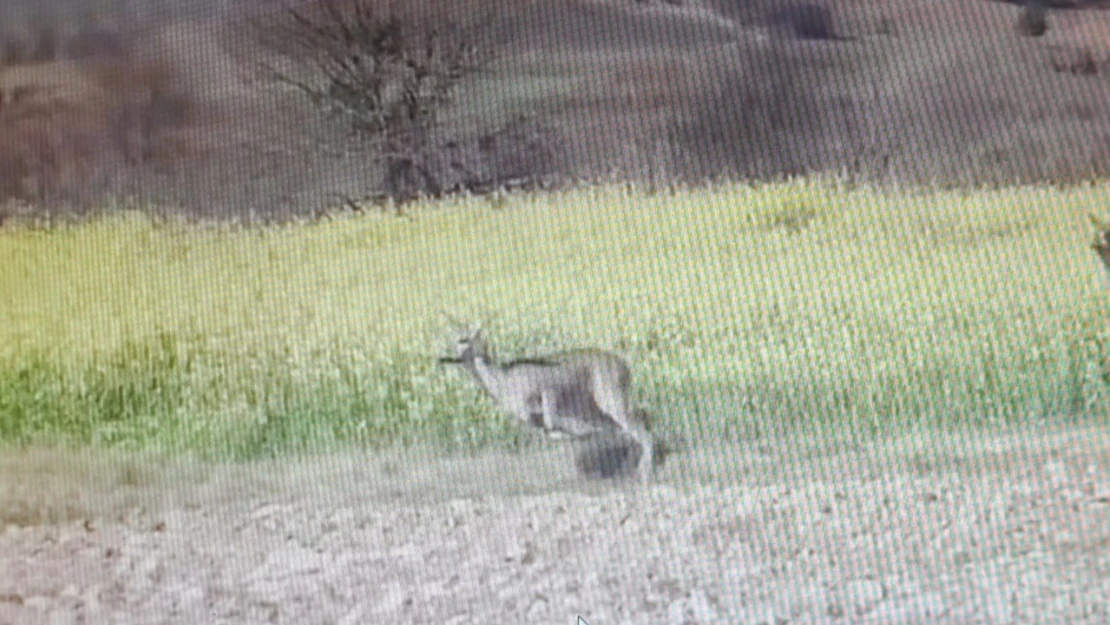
[[539, 388, 601, 438], [590, 378, 654, 483]]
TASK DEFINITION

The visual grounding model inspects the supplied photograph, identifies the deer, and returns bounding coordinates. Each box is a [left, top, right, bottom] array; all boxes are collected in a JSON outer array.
[[438, 324, 660, 482]]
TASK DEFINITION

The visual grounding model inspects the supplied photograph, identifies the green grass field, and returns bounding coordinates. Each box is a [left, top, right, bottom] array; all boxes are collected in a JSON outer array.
[[3, 180, 1110, 461]]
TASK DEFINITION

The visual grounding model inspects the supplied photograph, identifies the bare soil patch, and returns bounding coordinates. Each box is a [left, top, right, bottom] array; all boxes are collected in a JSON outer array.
[[2, 422, 1108, 624]]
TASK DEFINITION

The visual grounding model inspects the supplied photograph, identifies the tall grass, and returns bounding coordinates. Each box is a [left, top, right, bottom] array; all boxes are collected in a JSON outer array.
[[2, 181, 1109, 460]]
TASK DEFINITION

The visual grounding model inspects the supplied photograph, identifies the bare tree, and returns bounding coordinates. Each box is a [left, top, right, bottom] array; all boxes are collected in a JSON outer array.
[[251, 0, 493, 201]]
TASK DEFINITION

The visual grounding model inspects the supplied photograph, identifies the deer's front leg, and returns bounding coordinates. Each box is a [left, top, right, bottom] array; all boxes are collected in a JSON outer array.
[[522, 393, 546, 430], [539, 391, 557, 434]]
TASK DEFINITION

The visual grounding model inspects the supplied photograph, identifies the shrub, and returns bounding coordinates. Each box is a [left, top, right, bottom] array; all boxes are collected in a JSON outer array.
[[766, 4, 839, 41], [1015, 4, 1048, 38]]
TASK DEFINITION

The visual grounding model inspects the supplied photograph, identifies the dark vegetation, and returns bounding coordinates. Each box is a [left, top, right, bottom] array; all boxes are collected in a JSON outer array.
[[1, 0, 1110, 221], [765, 4, 842, 40], [1015, 3, 1049, 37]]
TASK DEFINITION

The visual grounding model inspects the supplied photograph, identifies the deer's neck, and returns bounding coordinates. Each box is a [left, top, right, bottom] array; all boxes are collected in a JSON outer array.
[[467, 355, 508, 398]]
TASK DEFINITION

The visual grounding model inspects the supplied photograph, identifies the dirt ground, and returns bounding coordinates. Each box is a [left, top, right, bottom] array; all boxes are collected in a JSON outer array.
[[1, 422, 1108, 625]]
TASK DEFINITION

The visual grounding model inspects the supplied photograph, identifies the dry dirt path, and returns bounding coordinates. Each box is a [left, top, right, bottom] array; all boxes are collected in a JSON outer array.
[[2, 423, 1109, 625]]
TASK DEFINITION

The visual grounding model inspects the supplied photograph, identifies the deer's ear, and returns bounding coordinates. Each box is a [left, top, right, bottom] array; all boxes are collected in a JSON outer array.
[[441, 310, 468, 333], [472, 327, 484, 341]]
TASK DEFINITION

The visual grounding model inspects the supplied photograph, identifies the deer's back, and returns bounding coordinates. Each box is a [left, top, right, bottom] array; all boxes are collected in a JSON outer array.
[[499, 349, 629, 392], [548, 349, 629, 380]]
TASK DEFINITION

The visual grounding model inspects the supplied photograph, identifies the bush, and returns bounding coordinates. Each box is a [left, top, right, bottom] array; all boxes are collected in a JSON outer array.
[[1015, 4, 1048, 38], [0, 53, 195, 207], [766, 3, 839, 41], [669, 42, 857, 182]]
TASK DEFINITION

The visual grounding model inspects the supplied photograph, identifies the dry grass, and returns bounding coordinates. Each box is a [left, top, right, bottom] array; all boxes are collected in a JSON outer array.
[[0, 438, 602, 529], [0, 447, 197, 528], [2, 413, 1105, 530]]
